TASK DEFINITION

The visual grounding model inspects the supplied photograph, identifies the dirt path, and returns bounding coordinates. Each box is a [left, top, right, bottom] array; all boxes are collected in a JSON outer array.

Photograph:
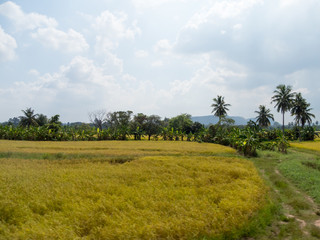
[[273, 167, 320, 238]]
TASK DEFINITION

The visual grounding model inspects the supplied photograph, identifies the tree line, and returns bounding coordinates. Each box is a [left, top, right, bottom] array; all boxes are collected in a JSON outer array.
[[0, 109, 206, 142], [0, 84, 317, 157], [211, 84, 316, 131]]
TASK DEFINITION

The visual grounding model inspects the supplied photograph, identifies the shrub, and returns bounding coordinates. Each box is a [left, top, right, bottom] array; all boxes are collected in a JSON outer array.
[[276, 133, 290, 154]]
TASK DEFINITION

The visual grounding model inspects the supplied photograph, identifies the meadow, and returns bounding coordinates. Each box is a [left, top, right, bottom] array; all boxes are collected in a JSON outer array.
[[278, 140, 320, 204], [0, 140, 267, 239]]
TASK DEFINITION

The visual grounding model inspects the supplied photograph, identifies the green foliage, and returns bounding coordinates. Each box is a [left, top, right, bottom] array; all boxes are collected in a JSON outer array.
[[301, 126, 318, 141], [271, 84, 295, 132], [106, 111, 133, 140], [259, 141, 277, 151], [198, 119, 293, 156], [211, 95, 231, 120], [229, 127, 259, 157], [144, 115, 162, 140], [276, 133, 289, 154], [255, 105, 274, 128], [47, 114, 62, 133], [36, 114, 48, 126], [168, 113, 192, 133], [130, 113, 147, 140], [291, 92, 315, 127], [19, 108, 39, 128]]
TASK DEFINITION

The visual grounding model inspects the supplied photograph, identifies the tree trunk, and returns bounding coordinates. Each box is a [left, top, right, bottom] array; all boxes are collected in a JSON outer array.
[[282, 112, 285, 133]]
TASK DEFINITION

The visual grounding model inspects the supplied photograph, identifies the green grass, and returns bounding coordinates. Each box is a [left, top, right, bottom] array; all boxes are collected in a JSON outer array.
[[249, 149, 320, 239], [278, 150, 320, 204]]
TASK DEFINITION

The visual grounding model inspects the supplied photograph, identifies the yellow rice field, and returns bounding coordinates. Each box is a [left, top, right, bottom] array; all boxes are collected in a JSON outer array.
[[0, 140, 236, 156], [291, 139, 320, 153], [0, 140, 266, 239]]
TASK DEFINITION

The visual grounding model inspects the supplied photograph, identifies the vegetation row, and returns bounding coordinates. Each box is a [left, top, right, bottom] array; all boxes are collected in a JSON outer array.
[[0, 84, 318, 157]]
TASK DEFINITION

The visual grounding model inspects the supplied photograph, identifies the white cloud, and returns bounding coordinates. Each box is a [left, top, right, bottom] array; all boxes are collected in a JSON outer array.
[[32, 27, 89, 53], [0, 2, 88, 54], [132, 0, 185, 11], [0, 1, 57, 31], [101, 53, 124, 75], [175, 0, 320, 74], [93, 10, 141, 53], [151, 60, 163, 67], [0, 25, 17, 61], [93, 11, 140, 39], [233, 24, 242, 30], [1, 0, 319, 123], [184, 0, 262, 29], [0, 56, 122, 121], [279, 0, 301, 8], [28, 69, 40, 77], [154, 39, 172, 54], [134, 50, 149, 58]]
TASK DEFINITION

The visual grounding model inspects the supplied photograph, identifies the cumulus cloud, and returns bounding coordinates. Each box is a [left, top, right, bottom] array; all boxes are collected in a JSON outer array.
[[0, 56, 121, 121], [132, 0, 185, 11], [0, 53, 156, 121], [93, 11, 141, 53], [93, 11, 140, 40], [1, 0, 319, 123], [0, 2, 89, 54], [154, 39, 172, 54], [0, 1, 57, 31], [31, 27, 89, 53], [93, 10, 141, 53], [174, 0, 320, 74], [184, 0, 262, 29], [0, 25, 17, 61]]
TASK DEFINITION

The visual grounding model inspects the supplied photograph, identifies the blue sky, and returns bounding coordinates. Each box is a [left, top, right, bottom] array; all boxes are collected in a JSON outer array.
[[1, 0, 320, 123]]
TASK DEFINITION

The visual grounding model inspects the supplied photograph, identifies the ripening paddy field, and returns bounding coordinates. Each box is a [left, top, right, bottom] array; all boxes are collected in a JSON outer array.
[[290, 139, 320, 153], [0, 140, 268, 239]]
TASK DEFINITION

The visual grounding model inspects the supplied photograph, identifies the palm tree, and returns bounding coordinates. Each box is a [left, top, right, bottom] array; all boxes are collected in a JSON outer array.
[[271, 85, 295, 133], [19, 108, 39, 128], [291, 93, 315, 127], [36, 114, 48, 126], [290, 93, 306, 127], [255, 105, 274, 128], [211, 95, 231, 121], [300, 104, 315, 127]]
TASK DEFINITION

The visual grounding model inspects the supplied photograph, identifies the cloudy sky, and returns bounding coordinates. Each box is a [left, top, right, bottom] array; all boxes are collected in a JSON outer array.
[[1, 0, 320, 123]]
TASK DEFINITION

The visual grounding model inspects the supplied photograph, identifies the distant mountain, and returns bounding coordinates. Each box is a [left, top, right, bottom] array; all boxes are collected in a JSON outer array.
[[191, 115, 256, 126]]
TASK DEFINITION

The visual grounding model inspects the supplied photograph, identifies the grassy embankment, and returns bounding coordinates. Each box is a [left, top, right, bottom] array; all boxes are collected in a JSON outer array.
[[0, 140, 268, 239], [249, 140, 320, 239]]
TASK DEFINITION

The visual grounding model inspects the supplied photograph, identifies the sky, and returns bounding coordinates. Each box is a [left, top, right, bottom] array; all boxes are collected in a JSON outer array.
[[1, 0, 320, 123]]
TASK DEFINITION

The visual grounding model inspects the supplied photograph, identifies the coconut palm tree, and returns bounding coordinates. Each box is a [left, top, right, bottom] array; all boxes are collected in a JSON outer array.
[[211, 95, 231, 121], [19, 108, 39, 128], [271, 85, 295, 132], [36, 114, 48, 126], [300, 104, 315, 127], [291, 93, 315, 127], [255, 105, 274, 128], [291, 93, 306, 127]]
